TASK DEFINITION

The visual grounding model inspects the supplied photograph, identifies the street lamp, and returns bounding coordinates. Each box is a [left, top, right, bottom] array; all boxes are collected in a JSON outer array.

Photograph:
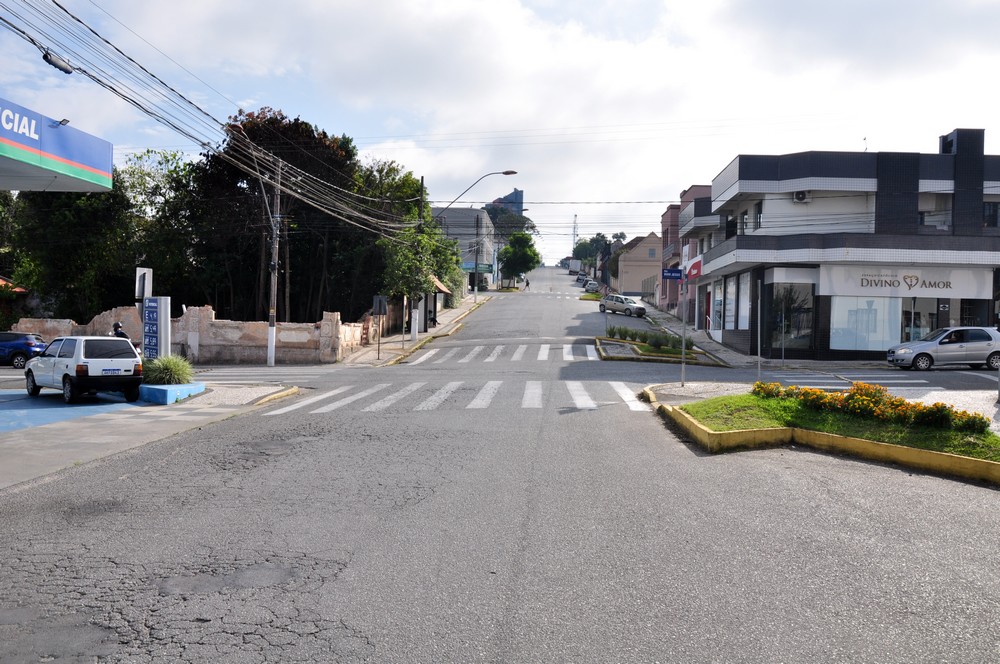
[[431, 170, 516, 306]]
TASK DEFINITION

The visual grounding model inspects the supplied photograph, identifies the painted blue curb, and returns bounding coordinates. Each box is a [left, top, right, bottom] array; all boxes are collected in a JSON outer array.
[[140, 382, 206, 405]]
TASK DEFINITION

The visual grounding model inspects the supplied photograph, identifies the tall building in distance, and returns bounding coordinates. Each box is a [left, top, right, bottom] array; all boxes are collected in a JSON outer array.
[[491, 188, 525, 216]]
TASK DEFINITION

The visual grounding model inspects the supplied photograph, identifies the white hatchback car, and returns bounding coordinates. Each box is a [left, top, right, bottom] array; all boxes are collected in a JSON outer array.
[[25, 336, 143, 403]]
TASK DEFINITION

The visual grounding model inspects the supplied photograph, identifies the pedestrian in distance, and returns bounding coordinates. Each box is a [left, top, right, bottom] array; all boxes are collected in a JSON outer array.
[[111, 321, 129, 339], [525, 279, 530, 291]]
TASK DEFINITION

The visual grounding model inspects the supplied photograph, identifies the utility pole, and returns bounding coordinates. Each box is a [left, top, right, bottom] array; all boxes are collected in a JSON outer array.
[[474, 214, 481, 303], [267, 164, 281, 367]]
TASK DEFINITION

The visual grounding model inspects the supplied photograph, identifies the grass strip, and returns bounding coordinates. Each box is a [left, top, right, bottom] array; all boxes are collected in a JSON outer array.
[[681, 393, 1000, 463]]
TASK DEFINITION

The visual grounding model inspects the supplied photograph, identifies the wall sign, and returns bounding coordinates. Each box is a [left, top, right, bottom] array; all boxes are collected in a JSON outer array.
[[819, 266, 993, 299]]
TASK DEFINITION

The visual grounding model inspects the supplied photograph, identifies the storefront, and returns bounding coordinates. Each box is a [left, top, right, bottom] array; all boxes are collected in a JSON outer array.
[[705, 264, 996, 360]]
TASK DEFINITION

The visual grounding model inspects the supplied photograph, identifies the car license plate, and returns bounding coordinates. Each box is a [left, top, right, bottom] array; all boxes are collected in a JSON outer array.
[[102, 368, 122, 375]]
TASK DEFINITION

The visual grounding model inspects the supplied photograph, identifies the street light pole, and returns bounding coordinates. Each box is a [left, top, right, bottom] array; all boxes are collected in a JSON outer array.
[[431, 170, 516, 302], [267, 164, 281, 367]]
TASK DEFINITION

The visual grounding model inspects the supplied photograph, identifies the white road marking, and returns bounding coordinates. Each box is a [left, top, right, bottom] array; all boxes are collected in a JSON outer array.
[[485, 345, 505, 362], [511, 345, 527, 361], [410, 349, 438, 365], [537, 344, 550, 361], [433, 348, 460, 364], [311, 384, 390, 413], [522, 381, 543, 408], [363, 382, 427, 411], [585, 345, 599, 361], [610, 382, 649, 411], [566, 381, 596, 409], [459, 346, 485, 363], [264, 386, 352, 415], [467, 381, 503, 409], [563, 345, 575, 361], [415, 381, 463, 410]]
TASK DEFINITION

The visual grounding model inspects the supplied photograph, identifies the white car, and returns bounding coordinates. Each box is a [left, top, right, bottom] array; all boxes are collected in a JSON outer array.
[[25, 336, 143, 403], [584, 280, 600, 293]]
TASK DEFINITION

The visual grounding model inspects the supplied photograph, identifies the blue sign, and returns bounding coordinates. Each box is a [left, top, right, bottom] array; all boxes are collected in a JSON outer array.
[[662, 268, 683, 280]]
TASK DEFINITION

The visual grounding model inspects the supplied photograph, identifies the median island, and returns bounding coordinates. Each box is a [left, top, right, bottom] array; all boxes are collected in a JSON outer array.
[[650, 381, 1000, 486]]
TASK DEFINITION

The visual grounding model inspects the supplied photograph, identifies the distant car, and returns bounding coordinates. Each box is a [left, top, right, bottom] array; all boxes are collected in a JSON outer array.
[[576, 273, 587, 283], [0, 331, 46, 370], [887, 326, 1000, 370], [599, 294, 646, 317], [584, 280, 600, 293], [25, 336, 143, 403]]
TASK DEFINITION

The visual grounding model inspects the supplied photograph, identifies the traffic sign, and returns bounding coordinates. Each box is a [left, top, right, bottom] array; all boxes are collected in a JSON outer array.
[[662, 268, 683, 280]]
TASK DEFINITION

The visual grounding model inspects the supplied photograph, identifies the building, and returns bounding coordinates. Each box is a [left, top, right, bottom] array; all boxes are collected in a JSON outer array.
[[683, 128, 1000, 360], [431, 207, 497, 290], [614, 232, 660, 297], [491, 188, 525, 216]]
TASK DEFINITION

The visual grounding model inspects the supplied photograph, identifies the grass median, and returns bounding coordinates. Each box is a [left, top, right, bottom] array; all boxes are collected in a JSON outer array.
[[681, 389, 1000, 463]]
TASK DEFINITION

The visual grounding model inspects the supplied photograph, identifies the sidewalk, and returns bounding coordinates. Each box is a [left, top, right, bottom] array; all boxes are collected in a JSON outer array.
[[639, 302, 1000, 432], [342, 295, 483, 367]]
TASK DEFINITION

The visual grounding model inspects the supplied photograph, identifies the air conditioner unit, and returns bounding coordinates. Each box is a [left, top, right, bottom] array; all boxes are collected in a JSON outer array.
[[793, 190, 811, 203]]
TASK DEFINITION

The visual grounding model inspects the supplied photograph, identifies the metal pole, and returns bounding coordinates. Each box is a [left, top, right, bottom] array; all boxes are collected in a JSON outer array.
[[757, 279, 762, 381], [267, 165, 280, 367], [474, 214, 480, 303], [680, 281, 687, 387]]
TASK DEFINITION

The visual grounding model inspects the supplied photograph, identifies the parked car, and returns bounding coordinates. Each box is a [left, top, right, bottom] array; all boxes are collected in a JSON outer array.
[[25, 336, 144, 403], [584, 280, 600, 293], [599, 294, 646, 317], [886, 326, 1000, 370], [0, 331, 47, 370], [576, 273, 588, 283]]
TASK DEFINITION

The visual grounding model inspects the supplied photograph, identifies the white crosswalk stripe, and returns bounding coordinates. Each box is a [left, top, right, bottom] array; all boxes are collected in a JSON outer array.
[[311, 383, 391, 413], [260, 380, 647, 416], [467, 381, 503, 409], [411, 343, 600, 365], [565, 381, 596, 410]]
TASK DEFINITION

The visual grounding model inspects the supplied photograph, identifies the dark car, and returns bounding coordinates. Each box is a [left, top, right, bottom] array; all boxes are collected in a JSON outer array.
[[0, 331, 47, 370]]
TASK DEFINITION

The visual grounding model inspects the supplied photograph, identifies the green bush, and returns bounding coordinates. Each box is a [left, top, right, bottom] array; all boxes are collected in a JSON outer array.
[[143, 355, 195, 385], [636, 329, 649, 343], [606, 325, 619, 339], [648, 334, 665, 349]]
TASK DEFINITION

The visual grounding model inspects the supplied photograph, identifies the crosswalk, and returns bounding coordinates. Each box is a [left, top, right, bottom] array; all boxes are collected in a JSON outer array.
[[409, 343, 599, 365], [764, 370, 936, 391], [262, 380, 649, 416], [194, 366, 332, 386]]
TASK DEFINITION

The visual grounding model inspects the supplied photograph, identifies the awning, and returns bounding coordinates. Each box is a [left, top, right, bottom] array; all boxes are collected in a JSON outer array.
[[431, 275, 451, 294]]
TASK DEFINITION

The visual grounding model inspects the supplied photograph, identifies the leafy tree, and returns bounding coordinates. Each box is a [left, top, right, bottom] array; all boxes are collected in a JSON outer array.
[[0, 191, 16, 277], [612, 231, 626, 242], [484, 204, 537, 241], [186, 107, 369, 322], [498, 232, 542, 280], [377, 219, 459, 303], [13, 173, 139, 321]]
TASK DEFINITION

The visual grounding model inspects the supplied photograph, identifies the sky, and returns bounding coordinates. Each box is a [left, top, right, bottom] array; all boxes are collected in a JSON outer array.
[[4, 0, 1000, 263]]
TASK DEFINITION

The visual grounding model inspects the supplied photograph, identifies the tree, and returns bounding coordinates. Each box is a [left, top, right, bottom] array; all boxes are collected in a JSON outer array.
[[483, 204, 537, 241], [498, 232, 541, 281], [377, 219, 460, 304], [13, 174, 139, 321], [612, 231, 626, 243]]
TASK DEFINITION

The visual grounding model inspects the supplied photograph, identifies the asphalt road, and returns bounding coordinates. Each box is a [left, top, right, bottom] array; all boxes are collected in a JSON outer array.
[[1, 267, 998, 662]]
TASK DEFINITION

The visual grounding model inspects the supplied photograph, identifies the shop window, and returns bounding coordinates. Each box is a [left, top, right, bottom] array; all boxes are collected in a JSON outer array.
[[770, 284, 814, 350], [738, 272, 750, 329], [724, 276, 737, 329], [830, 297, 901, 351]]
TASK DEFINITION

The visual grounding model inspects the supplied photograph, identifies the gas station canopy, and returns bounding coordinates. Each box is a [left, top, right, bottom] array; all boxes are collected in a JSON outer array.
[[0, 96, 112, 192]]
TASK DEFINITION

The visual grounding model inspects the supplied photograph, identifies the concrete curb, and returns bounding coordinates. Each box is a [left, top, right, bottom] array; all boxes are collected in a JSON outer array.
[[642, 388, 1000, 487], [139, 382, 206, 405], [253, 386, 299, 405], [596, 338, 723, 366]]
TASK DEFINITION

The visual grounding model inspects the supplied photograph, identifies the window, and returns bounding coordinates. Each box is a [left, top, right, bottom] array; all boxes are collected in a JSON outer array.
[[754, 201, 763, 230], [829, 296, 901, 351], [647, 247, 656, 259], [724, 276, 737, 330], [57, 338, 76, 358], [770, 284, 814, 350], [740, 211, 748, 235], [738, 272, 750, 329], [984, 202, 1000, 228]]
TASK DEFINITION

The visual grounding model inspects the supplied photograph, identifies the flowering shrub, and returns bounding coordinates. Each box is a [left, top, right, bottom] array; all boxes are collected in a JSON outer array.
[[751, 381, 990, 434]]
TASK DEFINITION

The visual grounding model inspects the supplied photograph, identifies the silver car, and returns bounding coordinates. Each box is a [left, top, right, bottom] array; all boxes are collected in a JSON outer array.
[[887, 326, 1000, 370], [599, 294, 646, 317]]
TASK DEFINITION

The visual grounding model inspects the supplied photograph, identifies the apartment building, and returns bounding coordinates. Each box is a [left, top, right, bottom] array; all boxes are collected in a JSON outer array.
[[678, 128, 1000, 360]]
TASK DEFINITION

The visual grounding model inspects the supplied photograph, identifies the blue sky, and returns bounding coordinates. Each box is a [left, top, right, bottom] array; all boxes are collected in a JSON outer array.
[[3, 0, 1000, 263]]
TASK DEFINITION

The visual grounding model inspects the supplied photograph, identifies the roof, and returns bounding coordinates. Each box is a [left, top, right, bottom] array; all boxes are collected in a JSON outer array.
[[431, 275, 451, 294], [0, 276, 26, 293]]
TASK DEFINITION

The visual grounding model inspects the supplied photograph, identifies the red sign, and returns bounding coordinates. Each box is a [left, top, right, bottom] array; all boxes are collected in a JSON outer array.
[[686, 259, 702, 280]]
